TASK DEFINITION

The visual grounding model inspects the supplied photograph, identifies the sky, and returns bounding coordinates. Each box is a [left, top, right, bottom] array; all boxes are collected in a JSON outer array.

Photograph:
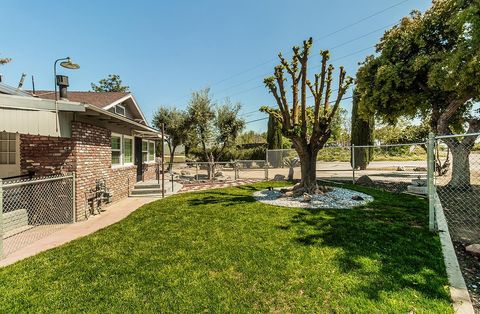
[[0, 0, 432, 132]]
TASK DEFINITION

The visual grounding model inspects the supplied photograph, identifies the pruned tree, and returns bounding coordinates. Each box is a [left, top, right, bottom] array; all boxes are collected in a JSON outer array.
[[152, 106, 189, 170], [356, 0, 480, 188], [261, 38, 353, 192], [187, 88, 245, 179], [91, 74, 129, 92], [350, 90, 374, 170]]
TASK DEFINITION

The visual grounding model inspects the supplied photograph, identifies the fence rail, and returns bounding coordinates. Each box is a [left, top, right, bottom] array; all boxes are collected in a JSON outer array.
[[0, 173, 75, 258]]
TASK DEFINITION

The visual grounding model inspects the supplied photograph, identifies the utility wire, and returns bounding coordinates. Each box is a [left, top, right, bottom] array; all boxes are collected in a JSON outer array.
[[166, 0, 410, 105], [245, 95, 354, 124]]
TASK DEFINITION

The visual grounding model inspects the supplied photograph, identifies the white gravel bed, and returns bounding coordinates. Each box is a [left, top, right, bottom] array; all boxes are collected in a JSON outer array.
[[253, 187, 373, 209]]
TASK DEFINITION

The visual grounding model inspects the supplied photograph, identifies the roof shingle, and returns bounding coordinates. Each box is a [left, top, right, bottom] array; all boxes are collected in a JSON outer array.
[[32, 91, 129, 108]]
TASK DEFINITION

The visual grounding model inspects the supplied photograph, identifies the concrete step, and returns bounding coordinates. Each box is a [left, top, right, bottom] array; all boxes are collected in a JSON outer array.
[[130, 193, 168, 198], [133, 184, 162, 189], [131, 188, 166, 195]]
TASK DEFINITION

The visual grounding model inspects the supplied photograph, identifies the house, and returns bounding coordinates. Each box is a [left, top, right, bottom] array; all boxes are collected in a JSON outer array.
[[0, 82, 164, 221]]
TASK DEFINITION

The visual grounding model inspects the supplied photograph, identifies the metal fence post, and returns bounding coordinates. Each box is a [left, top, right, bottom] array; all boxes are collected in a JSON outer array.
[[72, 172, 76, 223], [351, 144, 356, 184], [427, 132, 436, 231], [265, 151, 269, 180], [0, 178, 3, 258]]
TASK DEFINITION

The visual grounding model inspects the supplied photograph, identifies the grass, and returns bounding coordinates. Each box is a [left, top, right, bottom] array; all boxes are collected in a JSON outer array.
[[0, 182, 452, 313]]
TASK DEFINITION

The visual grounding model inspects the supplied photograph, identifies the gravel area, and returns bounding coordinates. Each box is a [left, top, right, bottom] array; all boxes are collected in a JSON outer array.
[[253, 187, 373, 209]]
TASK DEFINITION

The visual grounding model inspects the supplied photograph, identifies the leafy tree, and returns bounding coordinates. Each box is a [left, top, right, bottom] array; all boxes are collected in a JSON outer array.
[[350, 90, 374, 170], [237, 130, 266, 145], [261, 38, 353, 192], [91, 74, 129, 92], [356, 0, 480, 188], [187, 88, 245, 178], [152, 107, 189, 169], [266, 115, 283, 149]]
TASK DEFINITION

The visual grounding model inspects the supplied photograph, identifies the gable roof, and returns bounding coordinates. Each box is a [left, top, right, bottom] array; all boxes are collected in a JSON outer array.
[[33, 90, 149, 126], [33, 91, 129, 108]]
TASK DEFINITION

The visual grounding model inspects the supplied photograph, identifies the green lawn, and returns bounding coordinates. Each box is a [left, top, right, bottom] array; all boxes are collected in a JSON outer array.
[[0, 182, 451, 313]]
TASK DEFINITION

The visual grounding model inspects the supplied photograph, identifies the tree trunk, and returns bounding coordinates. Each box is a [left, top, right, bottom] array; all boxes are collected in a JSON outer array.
[[447, 143, 471, 189], [298, 148, 318, 192]]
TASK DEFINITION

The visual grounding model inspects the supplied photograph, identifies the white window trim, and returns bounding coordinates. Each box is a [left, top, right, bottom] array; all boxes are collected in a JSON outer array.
[[114, 104, 126, 117], [142, 140, 156, 164], [111, 133, 135, 168], [111, 133, 123, 167], [123, 135, 134, 166]]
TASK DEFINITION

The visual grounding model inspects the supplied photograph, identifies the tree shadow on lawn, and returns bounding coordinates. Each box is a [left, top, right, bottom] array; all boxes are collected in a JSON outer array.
[[286, 188, 450, 303], [187, 190, 258, 207]]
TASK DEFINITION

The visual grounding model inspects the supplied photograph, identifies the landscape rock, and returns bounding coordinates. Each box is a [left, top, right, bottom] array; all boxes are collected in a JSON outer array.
[[284, 191, 294, 197], [273, 174, 286, 181], [352, 195, 364, 201], [355, 175, 374, 186], [303, 193, 312, 202], [466, 244, 480, 257], [181, 170, 191, 176], [214, 171, 223, 177], [397, 166, 406, 171]]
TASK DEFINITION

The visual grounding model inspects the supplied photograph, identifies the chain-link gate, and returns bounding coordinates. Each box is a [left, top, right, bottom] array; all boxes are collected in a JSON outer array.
[[0, 174, 75, 258]]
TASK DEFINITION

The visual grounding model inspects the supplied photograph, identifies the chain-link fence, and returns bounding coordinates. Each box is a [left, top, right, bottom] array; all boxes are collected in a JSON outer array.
[[433, 133, 480, 243], [266, 144, 428, 193], [1, 174, 75, 258], [164, 160, 268, 185]]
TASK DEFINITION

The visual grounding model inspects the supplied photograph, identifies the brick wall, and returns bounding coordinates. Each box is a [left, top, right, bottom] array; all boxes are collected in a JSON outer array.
[[20, 121, 155, 222], [20, 134, 76, 176], [72, 121, 139, 221]]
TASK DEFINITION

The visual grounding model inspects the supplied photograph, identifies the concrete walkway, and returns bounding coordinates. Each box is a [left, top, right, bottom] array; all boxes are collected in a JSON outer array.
[[0, 196, 159, 267]]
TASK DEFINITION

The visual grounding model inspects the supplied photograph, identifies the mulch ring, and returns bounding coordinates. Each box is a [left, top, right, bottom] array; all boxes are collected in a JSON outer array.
[[178, 179, 263, 193]]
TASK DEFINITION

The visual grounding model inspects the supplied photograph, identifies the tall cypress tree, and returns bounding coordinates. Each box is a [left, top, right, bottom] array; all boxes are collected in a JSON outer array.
[[266, 114, 282, 149], [350, 90, 374, 170]]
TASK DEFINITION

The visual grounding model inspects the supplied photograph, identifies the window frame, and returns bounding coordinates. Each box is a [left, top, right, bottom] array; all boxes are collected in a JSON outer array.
[[123, 135, 134, 166], [111, 133, 135, 168], [0, 132, 18, 165], [141, 140, 156, 163], [111, 133, 123, 167], [114, 104, 126, 117]]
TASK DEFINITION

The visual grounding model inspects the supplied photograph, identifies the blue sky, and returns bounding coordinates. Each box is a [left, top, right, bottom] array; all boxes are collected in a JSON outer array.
[[0, 0, 431, 132]]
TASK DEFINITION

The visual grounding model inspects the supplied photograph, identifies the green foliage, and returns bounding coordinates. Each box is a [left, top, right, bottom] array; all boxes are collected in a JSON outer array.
[[91, 74, 129, 92], [152, 106, 189, 163], [351, 91, 374, 169], [236, 130, 266, 146], [187, 88, 245, 162], [356, 0, 480, 134], [266, 115, 282, 149]]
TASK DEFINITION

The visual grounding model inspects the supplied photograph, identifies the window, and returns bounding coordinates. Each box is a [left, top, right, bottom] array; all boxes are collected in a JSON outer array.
[[123, 136, 133, 164], [111, 135, 122, 166], [149, 142, 155, 161], [111, 133, 135, 167], [142, 140, 148, 162], [115, 105, 126, 116], [0, 132, 17, 165]]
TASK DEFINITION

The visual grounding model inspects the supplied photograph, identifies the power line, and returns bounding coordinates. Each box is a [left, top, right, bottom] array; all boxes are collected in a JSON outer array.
[[245, 95, 354, 124], [166, 0, 410, 105]]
